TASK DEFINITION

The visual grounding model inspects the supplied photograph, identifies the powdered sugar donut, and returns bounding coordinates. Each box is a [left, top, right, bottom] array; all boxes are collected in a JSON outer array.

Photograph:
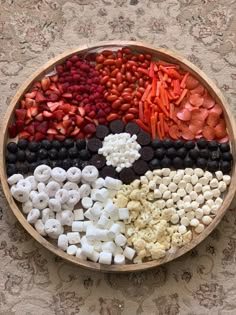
[[27, 208, 40, 224], [34, 165, 51, 182], [51, 167, 67, 182], [67, 190, 80, 206], [25, 176, 38, 190], [44, 219, 62, 239], [32, 192, 49, 210], [46, 181, 61, 197], [11, 187, 29, 203], [81, 166, 99, 182], [67, 167, 82, 183], [49, 198, 61, 213], [63, 182, 79, 191], [55, 189, 69, 204], [16, 179, 32, 193], [7, 174, 23, 186], [79, 183, 91, 198]]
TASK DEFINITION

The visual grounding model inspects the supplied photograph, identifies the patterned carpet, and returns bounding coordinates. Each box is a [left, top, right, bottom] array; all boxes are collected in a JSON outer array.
[[1, 0, 236, 314]]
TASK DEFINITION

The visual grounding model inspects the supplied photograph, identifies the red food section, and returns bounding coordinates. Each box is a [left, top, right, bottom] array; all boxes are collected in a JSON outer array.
[[8, 47, 228, 143]]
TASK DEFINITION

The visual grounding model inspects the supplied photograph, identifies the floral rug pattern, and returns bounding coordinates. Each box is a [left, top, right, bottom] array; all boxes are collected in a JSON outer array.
[[1, 0, 236, 314]]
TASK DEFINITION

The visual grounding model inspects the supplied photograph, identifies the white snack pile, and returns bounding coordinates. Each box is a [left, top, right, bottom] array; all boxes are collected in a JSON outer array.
[[8, 165, 134, 265], [113, 168, 231, 263], [98, 133, 141, 172]]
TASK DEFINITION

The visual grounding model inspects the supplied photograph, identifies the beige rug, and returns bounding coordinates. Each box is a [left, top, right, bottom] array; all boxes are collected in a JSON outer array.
[[1, 0, 236, 314]]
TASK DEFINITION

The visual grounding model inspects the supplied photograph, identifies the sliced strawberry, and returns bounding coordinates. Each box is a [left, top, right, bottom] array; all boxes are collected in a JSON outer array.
[[46, 134, 54, 141], [63, 120, 73, 129], [69, 105, 77, 114], [25, 98, 36, 108], [25, 124, 35, 135], [48, 93, 59, 101], [20, 100, 26, 109], [70, 127, 80, 136], [47, 128, 58, 135], [63, 114, 70, 121], [59, 103, 71, 114], [35, 91, 47, 103], [34, 132, 45, 141], [66, 126, 74, 136], [18, 131, 30, 139], [76, 132, 85, 139], [49, 83, 60, 93], [36, 121, 49, 134], [76, 115, 84, 126], [15, 120, 25, 132], [8, 124, 17, 138], [52, 110, 64, 121], [78, 106, 85, 117], [41, 77, 51, 91], [35, 113, 44, 121], [62, 93, 73, 98], [28, 136, 34, 141], [50, 74, 58, 82], [54, 134, 66, 141], [43, 111, 53, 118], [25, 118, 33, 125], [29, 106, 38, 117], [25, 90, 37, 99], [33, 81, 42, 89], [15, 108, 27, 121], [56, 122, 66, 135]]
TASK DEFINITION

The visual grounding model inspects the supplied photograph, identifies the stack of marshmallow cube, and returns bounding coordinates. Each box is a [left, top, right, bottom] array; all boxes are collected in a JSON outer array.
[[7, 165, 136, 265]]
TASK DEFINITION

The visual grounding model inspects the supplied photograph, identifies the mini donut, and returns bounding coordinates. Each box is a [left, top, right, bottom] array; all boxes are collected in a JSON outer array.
[[37, 182, 46, 193], [46, 181, 61, 197], [44, 218, 62, 239], [34, 165, 51, 182], [67, 190, 80, 206], [63, 182, 79, 191], [55, 189, 69, 204], [12, 187, 29, 203], [16, 179, 32, 193], [34, 219, 47, 236], [67, 167, 82, 183], [22, 200, 33, 214], [41, 208, 55, 224], [49, 198, 62, 213], [27, 208, 40, 224], [29, 190, 38, 200], [32, 192, 49, 210], [79, 183, 91, 198], [51, 167, 67, 182], [25, 176, 38, 190], [7, 174, 23, 186], [81, 166, 99, 182]]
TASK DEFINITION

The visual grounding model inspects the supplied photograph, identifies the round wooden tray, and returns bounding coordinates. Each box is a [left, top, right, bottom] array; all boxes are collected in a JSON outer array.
[[1, 41, 236, 272]]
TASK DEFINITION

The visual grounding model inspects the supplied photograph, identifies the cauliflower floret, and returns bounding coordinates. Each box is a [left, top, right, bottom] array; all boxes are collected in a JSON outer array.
[[130, 179, 141, 189], [143, 227, 157, 243], [130, 189, 142, 200], [153, 220, 168, 238], [126, 225, 137, 237], [182, 230, 192, 245], [114, 194, 128, 208], [161, 208, 176, 221], [171, 232, 183, 247], [133, 238, 146, 252], [147, 242, 166, 260], [147, 192, 155, 201], [127, 200, 142, 212]]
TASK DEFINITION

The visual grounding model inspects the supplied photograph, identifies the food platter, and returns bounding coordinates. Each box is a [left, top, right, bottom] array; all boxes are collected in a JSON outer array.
[[0, 41, 236, 272]]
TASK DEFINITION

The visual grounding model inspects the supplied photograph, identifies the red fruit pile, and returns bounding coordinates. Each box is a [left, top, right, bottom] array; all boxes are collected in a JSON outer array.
[[8, 57, 110, 141]]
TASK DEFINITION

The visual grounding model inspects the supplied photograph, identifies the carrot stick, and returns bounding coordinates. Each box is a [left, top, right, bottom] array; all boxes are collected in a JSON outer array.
[[155, 97, 169, 117], [154, 63, 158, 72], [141, 84, 152, 102], [138, 101, 144, 120], [164, 120, 169, 134], [173, 79, 181, 95], [160, 85, 169, 109], [151, 115, 156, 139], [160, 113, 165, 137], [159, 65, 169, 74], [135, 119, 151, 133], [156, 81, 161, 97], [163, 73, 169, 81], [149, 62, 155, 78], [151, 77, 157, 97], [170, 103, 174, 119], [176, 88, 188, 105], [180, 72, 189, 88], [157, 60, 178, 68], [157, 121, 163, 140], [167, 68, 182, 80]]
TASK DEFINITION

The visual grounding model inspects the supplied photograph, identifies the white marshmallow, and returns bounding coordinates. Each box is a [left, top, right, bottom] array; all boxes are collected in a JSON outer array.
[[73, 209, 84, 221], [72, 221, 84, 232], [81, 197, 93, 209], [67, 232, 81, 244], [118, 208, 129, 220], [195, 223, 205, 233], [67, 245, 77, 255], [99, 252, 112, 264], [114, 254, 125, 264], [58, 234, 69, 251]]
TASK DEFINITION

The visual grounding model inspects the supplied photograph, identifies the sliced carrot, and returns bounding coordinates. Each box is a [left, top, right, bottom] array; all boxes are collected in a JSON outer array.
[[190, 84, 205, 95], [190, 119, 205, 129], [181, 126, 195, 140], [202, 94, 215, 109], [176, 108, 191, 121], [180, 72, 189, 88], [189, 93, 204, 107], [189, 124, 201, 135], [169, 124, 180, 139], [206, 112, 220, 127], [173, 79, 181, 95], [155, 97, 169, 117], [214, 124, 227, 138], [209, 103, 223, 116], [175, 88, 188, 105], [202, 126, 215, 140], [185, 75, 199, 90], [218, 135, 229, 143], [191, 108, 208, 121], [157, 121, 163, 140], [159, 65, 169, 74]]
